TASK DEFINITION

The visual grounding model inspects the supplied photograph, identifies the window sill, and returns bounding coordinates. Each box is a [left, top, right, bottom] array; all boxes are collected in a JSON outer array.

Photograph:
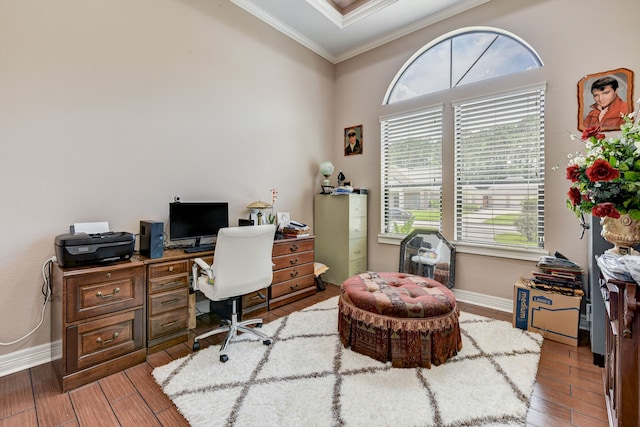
[[377, 234, 548, 261]]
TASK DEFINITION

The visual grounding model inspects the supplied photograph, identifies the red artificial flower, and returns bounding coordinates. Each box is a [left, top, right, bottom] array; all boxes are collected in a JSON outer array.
[[592, 202, 621, 218], [581, 126, 605, 140], [566, 165, 581, 182], [567, 187, 582, 206], [585, 159, 620, 182]]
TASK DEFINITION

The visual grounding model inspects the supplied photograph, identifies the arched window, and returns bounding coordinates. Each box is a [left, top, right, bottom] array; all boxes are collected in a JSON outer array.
[[380, 28, 545, 256], [384, 28, 543, 104]]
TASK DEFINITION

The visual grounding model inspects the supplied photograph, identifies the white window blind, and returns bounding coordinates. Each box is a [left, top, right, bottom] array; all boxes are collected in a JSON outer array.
[[381, 106, 443, 234], [454, 86, 545, 248]]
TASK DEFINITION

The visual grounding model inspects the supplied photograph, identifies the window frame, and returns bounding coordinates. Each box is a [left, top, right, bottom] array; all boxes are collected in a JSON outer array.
[[380, 104, 444, 236], [378, 28, 547, 260], [383, 26, 543, 105], [453, 84, 546, 252]]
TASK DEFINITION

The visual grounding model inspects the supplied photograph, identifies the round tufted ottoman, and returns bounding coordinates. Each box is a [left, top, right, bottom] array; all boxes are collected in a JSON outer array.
[[338, 272, 462, 368]]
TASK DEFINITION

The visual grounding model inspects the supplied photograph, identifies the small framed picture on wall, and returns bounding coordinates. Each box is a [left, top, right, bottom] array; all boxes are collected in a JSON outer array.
[[577, 67, 633, 131], [344, 124, 363, 156]]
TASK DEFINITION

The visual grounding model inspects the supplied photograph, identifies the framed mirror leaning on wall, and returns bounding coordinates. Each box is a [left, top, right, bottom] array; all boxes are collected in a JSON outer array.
[[399, 229, 456, 289]]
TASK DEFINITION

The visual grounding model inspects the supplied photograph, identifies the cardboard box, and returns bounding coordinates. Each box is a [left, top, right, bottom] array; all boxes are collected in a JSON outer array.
[[513, 279, 582, 346]]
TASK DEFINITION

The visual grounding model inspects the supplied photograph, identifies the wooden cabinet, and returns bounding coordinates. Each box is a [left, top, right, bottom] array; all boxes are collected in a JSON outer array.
[[602, 275, 640, 426], [314, 194, 367, 286], [145, 252, 191, 353], [51, 261, 146, 392], [270, 236, 316, 309]]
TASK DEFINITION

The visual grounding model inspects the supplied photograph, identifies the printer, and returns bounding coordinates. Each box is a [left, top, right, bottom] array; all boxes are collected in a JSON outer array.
[[55, 231, 135, 267]]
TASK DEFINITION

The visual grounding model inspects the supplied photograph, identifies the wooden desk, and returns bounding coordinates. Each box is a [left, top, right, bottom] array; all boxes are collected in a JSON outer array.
[[142, 248, 211, 353], [51, 236, 317, 390], [51, 261, 147, 392], [138, 235, 315, 353]]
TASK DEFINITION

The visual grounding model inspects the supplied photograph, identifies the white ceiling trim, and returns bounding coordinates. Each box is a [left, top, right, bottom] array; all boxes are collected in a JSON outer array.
[[333, 0, 491, 63], [230, 0, 492, 64], [306, 0, 400, 29], [230, 0, 335, 61]]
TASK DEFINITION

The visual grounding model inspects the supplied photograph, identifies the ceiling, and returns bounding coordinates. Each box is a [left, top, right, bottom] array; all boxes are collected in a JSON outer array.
[[230, 0, 491, 63]]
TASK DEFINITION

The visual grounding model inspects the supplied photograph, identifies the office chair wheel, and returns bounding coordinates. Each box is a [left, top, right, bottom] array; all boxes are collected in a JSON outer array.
[[263, 339, 272, 346], [220, 354, 229, 363], [192, 341, 200, 351]]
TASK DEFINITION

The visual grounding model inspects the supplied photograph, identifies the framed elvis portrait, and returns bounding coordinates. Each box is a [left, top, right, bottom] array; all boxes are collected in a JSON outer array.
[[577, 67, 633, 131], [344, 124, 363, 156]]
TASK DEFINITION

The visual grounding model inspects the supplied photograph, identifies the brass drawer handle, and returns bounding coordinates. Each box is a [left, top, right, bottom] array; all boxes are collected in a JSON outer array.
[[105, 272, 111, 279], [289, 257, 299, 265], [96, 331, 119, 346], [289, 244, 299, 252], [162, 320, 179, 328], [290, 269, 299, 278], [96, 288, 120, 298], [251, 292, 266, 300], [161, 298, 180, 305], [159, 281, 183, 287], [290, 284, 299, 291], [168, 266, 174, 272]]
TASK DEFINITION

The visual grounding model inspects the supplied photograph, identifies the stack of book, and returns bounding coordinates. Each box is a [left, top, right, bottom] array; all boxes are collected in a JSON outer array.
[[281, 222, 311, 238], [530, 255, 584, 296]]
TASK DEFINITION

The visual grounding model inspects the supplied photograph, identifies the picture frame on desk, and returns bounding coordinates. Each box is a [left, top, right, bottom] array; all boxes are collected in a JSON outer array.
[[321, 185, 334, 194], [276, 212, 290, 228]]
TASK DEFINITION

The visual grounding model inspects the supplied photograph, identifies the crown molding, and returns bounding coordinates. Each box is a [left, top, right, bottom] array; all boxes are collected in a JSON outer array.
[[230, 0, 492, 64], [306, 0, 399, 28], [230, 0, 335, 62]]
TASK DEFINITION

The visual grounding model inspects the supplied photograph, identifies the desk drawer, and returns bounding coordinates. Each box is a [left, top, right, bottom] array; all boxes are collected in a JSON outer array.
[[272, 263, 314, 284], [242, 288, 268, 310], [270, 274, 315, 299], [272, 251, 314, 271], [272, 239, 314, 257], [66, 308, 144, 373], [149, 287, 188, 316], [149, 274, 189, 294], [66, 266, 144, 323], [148, 309, 189, 340], [148, 260, 189, 279]]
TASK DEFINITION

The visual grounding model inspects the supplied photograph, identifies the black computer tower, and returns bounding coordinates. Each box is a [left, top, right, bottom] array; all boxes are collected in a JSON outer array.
[[140, 220, 164, 258]]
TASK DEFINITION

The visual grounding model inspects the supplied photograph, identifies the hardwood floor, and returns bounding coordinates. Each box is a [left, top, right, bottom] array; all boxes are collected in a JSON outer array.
[[1, 285, 608, 427]]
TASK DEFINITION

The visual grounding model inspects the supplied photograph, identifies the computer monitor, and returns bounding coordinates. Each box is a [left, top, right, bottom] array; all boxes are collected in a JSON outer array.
[[169, 202, 229, 250]]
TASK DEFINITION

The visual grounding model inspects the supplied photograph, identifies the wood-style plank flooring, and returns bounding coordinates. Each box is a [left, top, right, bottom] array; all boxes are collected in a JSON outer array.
[[1, 284, 608, 426]]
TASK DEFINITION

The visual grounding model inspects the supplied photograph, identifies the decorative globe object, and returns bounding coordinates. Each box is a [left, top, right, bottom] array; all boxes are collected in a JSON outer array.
[[319, 161, 335, 185]]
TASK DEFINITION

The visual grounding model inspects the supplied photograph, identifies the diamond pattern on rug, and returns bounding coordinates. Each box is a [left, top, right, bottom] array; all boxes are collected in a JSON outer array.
[[153, 296, 542, 427]]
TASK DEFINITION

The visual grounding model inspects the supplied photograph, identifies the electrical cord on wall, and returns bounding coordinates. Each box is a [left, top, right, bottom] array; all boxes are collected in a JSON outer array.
[[0, 256, 55, 346]]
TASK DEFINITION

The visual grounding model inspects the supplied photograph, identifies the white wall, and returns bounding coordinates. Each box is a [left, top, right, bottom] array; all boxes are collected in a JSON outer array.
[[332, 0, 640, 301], [0, 0, 334, 359]]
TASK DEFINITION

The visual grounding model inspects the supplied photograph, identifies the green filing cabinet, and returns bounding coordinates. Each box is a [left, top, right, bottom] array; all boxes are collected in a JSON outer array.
[[314, 193, 367, 286]]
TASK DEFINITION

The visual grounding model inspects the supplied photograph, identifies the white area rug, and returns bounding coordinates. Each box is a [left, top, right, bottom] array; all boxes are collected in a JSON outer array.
[[153, 296, 543, 427]]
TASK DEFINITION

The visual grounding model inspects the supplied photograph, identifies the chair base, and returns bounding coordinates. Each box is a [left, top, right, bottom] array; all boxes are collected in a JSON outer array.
[[192, 298, 271, 362]]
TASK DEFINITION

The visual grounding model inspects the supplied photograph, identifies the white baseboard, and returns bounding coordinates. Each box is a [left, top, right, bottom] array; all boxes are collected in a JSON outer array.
[[0, 341, 59, 378], [453, 289, 513, 313]]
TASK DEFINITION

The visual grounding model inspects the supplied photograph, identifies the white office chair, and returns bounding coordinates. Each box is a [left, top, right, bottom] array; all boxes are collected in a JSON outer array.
[[191, 224, 275, 362], [410, 239, 444, 279]]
